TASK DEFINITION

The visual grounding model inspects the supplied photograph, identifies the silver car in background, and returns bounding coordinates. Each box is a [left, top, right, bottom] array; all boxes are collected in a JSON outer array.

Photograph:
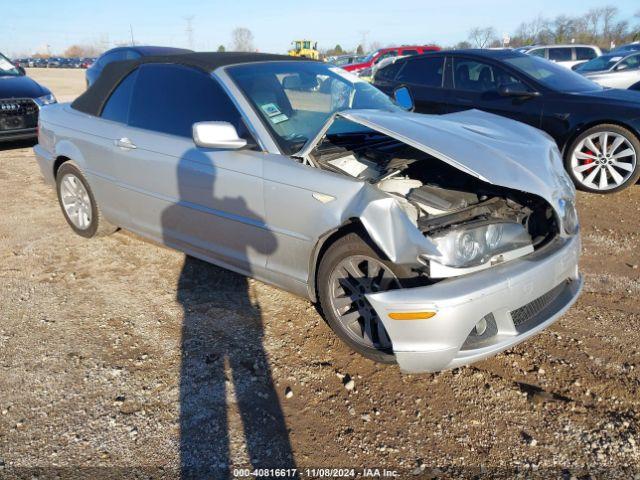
[[575, 51, 640, 89], [520, 44, 601, 70], [34, 53, 582, 373]]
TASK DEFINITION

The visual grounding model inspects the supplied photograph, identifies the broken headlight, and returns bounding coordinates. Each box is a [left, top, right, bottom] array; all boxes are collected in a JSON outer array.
[[430, 222, 532, 268]]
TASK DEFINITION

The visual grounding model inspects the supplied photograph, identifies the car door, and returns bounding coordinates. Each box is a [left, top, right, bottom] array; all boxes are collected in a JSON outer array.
[[609, 54, 640, 88], [446, 56, 544, 129], [72, 69, 140, 226], [548, 47, 574, 69], [574, 47, 598, 69], [112, 63, 271, 272], [393, 55, 450, 114]]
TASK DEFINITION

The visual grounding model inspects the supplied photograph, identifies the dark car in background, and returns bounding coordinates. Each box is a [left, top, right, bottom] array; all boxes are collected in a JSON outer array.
[[343, 45, 440, 77], [612, 42, 640, 54], [374, 49, 640, 193], [0, 51, 56, 142], [85, 46, 193, 87]]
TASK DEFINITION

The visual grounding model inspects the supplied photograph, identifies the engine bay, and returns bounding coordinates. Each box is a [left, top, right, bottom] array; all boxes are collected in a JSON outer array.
[[308, 130, 559, 269]]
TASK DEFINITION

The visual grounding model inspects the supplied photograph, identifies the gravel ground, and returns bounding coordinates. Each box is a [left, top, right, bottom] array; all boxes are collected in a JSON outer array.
[[0, 70, 639, 479]]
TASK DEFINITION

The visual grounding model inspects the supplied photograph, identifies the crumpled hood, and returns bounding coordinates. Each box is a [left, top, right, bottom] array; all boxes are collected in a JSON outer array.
[[337, 108, 574, 209]]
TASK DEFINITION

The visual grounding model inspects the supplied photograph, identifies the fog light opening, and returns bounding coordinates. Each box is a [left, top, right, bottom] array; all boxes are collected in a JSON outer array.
[[461, 314, 498, 351], [473, 317, 487, 336]]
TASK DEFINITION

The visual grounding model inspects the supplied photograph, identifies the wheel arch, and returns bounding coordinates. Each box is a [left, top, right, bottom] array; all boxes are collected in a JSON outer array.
[[52, 140, 87, 178], [53, 155, 71, 179], [307, 218, 389, 303]]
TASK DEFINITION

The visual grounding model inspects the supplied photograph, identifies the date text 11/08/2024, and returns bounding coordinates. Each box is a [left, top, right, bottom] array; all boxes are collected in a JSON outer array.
[[232, 468, 400, 477]]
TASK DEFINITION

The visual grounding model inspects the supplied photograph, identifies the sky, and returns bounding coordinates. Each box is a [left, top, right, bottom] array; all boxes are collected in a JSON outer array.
[[2, 0, 639, 56]]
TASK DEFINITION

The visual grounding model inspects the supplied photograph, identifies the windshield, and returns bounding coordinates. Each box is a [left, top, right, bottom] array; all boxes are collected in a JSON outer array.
[[361, 50, 381, 63], [227, 61, 400, 155], [504, 55, 602, 93], [576, 54, 622, 72], [0, 53, 21, 76], [332, 56, 354, 67]]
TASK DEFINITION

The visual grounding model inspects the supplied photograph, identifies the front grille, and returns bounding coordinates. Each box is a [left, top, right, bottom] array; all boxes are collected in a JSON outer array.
[[0, 98, 38, 131], [511, 282, 566, 327]]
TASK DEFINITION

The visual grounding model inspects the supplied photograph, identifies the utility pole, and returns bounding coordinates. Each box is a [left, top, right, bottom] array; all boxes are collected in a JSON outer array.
[[184, 16, 194, 49], [130, 25, 135, 46], [359, 30, 369, 53]]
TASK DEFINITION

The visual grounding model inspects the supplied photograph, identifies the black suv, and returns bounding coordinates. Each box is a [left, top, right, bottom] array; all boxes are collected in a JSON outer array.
[[374, 49, 640, 193], [0, 52, 56, 142]]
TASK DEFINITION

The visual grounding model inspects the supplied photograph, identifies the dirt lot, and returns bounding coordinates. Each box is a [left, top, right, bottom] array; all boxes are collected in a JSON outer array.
[[0, 69, 639, 479]]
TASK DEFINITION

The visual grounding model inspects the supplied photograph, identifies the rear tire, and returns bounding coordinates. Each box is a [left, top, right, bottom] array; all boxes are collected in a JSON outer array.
[[317, 233, 418, 364], [56, 162, 117, 238], [565, 124, 640, 193]]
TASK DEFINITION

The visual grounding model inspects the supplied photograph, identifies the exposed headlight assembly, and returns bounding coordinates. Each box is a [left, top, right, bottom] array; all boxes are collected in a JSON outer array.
[[430, 222, 533, 268], [34, 93, 57, 107]]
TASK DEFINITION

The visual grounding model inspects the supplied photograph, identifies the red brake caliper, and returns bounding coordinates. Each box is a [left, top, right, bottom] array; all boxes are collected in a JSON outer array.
[[582, 149, 595, 169]]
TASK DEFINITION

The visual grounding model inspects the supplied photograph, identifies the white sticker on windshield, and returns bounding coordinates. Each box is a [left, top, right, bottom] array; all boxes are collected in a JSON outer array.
[[0, 58, 15, 71], [271, 113, 289, 124], [329, 67, 364, 84], [260, 103, 282, 117]]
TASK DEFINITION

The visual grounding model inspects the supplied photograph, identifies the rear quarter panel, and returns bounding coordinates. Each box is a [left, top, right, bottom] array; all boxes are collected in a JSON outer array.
[[39, 104, 129, 226]]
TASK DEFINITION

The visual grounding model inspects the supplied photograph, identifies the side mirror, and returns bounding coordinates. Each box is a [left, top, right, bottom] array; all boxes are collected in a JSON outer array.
[[17, 66, 26, 76], [393, 86, 414, 111], [192, 122, 247, 150], [497, 84, 539, 98]]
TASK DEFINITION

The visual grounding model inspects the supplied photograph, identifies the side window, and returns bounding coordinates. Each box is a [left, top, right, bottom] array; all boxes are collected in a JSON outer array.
[[128, 64, 243, 138], [529, 48, 546, 58], [375, 60, 403, 82], [576, 47, 597, 61], [101, 69, 139, 123], [396, 56, 444, 86], [452, 58, 527, 92], [549, 48, 572, 62], [619, 54, 640, 70], [374, 51, 397, 64]]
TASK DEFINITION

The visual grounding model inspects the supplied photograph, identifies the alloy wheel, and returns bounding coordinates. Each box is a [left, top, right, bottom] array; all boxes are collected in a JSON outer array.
[[570, 131, 637, 191], [60, 174, 92, 230], [328, 255, 400, 350]]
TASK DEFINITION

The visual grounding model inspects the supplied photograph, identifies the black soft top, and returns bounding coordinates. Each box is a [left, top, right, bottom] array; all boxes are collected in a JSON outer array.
[[71, 52, 302, 117]]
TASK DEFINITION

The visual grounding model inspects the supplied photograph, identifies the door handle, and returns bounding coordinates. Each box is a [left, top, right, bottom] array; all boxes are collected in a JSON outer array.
[[115, 137, 137, 150]]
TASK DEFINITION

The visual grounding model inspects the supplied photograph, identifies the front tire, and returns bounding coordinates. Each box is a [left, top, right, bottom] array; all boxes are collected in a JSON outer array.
[[317, 233, 417, 364], [565, 124, 640, 193], [56, 162, 116, 238]]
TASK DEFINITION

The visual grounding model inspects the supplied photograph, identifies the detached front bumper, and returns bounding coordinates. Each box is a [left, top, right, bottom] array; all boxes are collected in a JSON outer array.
[[366, 234, 582, 374]]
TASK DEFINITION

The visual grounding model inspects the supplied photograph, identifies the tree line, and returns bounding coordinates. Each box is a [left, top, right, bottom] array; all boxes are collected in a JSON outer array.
[[462, 6, 640, 50]]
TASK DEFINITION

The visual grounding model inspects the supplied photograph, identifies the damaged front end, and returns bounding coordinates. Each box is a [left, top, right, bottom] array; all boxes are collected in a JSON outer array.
[[301, 109, 576, 279], [299, 108, 582, 372]]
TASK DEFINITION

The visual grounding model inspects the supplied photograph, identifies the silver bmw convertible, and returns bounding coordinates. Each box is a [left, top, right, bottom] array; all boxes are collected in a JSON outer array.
[[34, 52, 582, 373]]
